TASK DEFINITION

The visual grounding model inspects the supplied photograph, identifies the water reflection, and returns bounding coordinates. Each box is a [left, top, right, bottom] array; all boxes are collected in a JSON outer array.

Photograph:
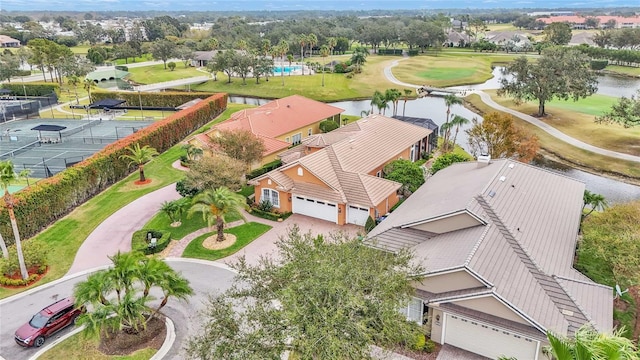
[[449, 67, 640, 98]]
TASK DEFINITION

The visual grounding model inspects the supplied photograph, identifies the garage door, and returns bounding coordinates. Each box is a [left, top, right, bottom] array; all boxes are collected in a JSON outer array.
[[444, 314, 538, 360], [347, 205, 370, 226], [292, 195, 338, 223]]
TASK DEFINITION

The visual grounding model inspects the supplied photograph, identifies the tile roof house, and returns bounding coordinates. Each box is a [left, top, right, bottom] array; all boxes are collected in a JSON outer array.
[[192, 95, 343, 169], [249, 114, 432, 225], [367, 159, 613, 359], [0, 35, 20, 48]]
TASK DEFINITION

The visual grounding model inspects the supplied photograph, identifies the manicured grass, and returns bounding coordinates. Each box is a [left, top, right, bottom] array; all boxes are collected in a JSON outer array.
[[392, 53, 520, 88], [0, 105, 246, 299], [38, 332, 157, 360], [114, 109, 175, 121], [238, 185, 255, 198], [605, 65, 640, 77], [483, 90, 640, 156], [191, 55, 401, 101], [113, 54, 154, 65], [464, 93, 640, 180], [193, 103, 255, 134], [144, 209, 243, 240], [127, 64, 203, 84], [181, 222, 272, 260]]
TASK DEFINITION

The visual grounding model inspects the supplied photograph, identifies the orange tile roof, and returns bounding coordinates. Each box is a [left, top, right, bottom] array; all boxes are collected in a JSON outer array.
[[257, 134, 291, 155], [214, 95, 343, 138]]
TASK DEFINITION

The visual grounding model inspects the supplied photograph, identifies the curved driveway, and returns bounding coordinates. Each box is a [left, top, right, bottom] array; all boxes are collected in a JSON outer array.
[[383, 59, 640, 164], [0, 259, 236, 360]]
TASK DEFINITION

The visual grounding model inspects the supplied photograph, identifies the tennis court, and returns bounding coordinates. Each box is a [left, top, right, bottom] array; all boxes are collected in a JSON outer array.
[[0, 118, 154, 178]]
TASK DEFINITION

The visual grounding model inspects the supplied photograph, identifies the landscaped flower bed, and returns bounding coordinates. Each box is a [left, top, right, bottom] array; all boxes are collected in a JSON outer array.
[[131, 229, 172, 255]]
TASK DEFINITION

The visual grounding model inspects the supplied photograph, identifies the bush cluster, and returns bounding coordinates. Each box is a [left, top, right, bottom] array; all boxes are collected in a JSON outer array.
[[0, 93, 228, 242], [249, 208, 292, 222], [590, 59, 609, 70], [1, 82, 60, 96], [333, 62, 353, 73], [378, 49, 403, 55], [131, 229, 171, 255], [0, 240, 49, 276], [0, 273, 41, 287]]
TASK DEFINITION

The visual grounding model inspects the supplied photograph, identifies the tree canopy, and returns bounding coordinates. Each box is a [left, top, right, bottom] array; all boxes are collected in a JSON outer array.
[[543, 22, 572, 45], [209, 129, 266, 166], [498, 47, 598, 117], [186, 226, 423, 360], [596, 90, 640, 128], [465, 112, 539, 162], [383, 159, 425, 194]]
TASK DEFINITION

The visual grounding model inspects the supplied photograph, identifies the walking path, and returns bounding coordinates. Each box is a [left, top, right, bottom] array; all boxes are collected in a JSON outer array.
[[382, 60, 640, 164]]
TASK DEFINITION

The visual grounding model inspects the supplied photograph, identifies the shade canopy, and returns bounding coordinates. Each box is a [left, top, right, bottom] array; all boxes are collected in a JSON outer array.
[[88, 99, 126, 109], [31, 124, 67, 132]]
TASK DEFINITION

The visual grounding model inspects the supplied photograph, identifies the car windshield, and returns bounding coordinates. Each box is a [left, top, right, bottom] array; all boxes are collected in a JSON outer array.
[[29, 313, 50, 329]]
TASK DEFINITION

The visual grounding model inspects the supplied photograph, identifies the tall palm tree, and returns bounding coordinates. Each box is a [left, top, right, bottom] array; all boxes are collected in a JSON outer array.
[[160, 197, 190, 226], [18, 168, 32, 187], [189, 187, 246, 242], [370, 90, 385, 114], [350, 47, 368, 73], [83, 78, 96, 102], [277, 40, 289, 86], [67, 75, 80, 105], [443, 94, 463, 152], [449, 114, 470, 149], [298, 34, 307, 75], [0, 160, 28, 278], [582, 190, 608, 221], [320, 45, 330, 87], [402, 89, 413, 116], [385, 88, 402, 116], [261, 39, 271, 57], [119, 143, 158, 182], [545, 327, 638, 360], [327, 37, 337, 72], [307, 33, 318, 71], [236, 39, 248, 52], [147, 269, 193, 321]]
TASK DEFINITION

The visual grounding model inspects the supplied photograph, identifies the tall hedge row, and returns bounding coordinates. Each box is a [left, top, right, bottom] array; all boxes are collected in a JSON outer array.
[[0, 93, 228, 243], [1, 82, 60, 96], [91, 90, 219, 108]]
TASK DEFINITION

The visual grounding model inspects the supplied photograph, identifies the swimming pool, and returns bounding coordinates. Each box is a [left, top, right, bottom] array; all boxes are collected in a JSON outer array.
[[273, 66, 302, 73]]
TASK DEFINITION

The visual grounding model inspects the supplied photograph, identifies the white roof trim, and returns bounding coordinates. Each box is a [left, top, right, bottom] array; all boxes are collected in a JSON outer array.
[[400, 209, 487, 229]]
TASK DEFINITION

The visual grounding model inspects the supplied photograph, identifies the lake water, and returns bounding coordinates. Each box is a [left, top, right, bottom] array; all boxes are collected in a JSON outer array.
[[228, 71, 640, 203]]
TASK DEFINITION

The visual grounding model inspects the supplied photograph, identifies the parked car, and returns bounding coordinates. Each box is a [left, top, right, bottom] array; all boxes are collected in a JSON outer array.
[[14, 297, 84, 347]]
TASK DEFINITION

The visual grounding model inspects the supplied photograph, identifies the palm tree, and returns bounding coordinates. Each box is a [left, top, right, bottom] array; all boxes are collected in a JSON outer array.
[[160, 198, 190, 226], [181, 143, 203, 162], [443, 94, 463, 152], [119, 143, 158, 182], [350, 47, 368, 73], [449, 114, 470, 149], [402, 89, 413, 116], [385, 88, 402, 116], [277, 40, 289, 86], [370, 90, 385, 114], [307, 33, 318, 72], [261, 39, 271, 57], [545, 327, 638, 360], [0, 160, 28, 279], [188, 187, 246, 242], [327, 37, 337, 72], [209, 38, 219, 52], [147, 269, 193, 320], [298, 34, 307, 75], [320, 45, 330, 87], [83, 78, 96, 102], [67, 75, 80, 105], [236, 39, 248, 52], [19, 168, 32, 187], [582, 190, 608, 222]]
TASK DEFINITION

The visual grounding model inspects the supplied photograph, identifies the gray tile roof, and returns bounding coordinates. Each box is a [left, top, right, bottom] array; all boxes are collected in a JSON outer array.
[[367, 159, 613, 336]]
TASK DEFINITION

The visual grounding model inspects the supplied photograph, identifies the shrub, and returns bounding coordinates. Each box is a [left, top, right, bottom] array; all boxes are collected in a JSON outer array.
[[0, 273, 40, 287], [364, 216, 376, 233], [430, 153, 470, 174], [319, 119, 340, 133], [333, 62, 352, 73], [410, 333, 426, 351], [90, 90, 219, 108], [246, 159, 283, 180], [1, 82, 59, 96], [0, 240, 49, 276], [249, 208, 292, 222], [176, 179, 199, 197], [590, 59, 608, 70], [345, 73, 354, 79], [168, 61, 176, 71], [424, 339, 436, 353], [407, 49, 420, 56], [258, 200, 273, 212], [0, 93, 228, 242], [131, 229, 171, 255], [115, 65, 129, 71]]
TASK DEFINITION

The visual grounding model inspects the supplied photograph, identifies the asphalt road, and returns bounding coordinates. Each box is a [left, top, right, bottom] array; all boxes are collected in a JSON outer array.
[[0, 259, 236, 360]]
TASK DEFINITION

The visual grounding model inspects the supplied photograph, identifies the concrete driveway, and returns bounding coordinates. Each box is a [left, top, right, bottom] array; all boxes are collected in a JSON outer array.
[[219, 213, 364, 266], [0, 259, 235, 360]]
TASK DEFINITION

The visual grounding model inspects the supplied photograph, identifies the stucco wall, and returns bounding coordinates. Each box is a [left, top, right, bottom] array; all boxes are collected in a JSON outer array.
[[413, 271, 484, 293]]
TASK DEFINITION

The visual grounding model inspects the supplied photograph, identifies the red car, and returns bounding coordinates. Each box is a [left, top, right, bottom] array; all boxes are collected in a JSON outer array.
[[14, 297, 85, 347]]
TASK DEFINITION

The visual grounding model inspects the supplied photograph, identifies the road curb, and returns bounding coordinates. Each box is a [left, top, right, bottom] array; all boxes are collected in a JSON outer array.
[[28, 325, 85, 360]]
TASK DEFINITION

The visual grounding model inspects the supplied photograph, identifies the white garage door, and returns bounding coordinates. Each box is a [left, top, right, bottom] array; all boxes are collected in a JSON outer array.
[[347, 205, 370, 226], [444, 314, 538, 360], [292, 195, 338, 223]]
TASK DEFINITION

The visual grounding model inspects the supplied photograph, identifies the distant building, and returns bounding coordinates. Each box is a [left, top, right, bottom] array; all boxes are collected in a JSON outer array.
[[0, 35, 20, 48], [537, 15, 640, 29]]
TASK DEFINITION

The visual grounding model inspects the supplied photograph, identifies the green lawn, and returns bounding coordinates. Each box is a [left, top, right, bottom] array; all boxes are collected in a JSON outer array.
[[181, 222, 272, 260], [144, 209, 243, 240], [38, 332, 156, 360], [127, 64, 204, 85], [113, 54, 154, 65], [0, 104, 252, 299], [605, 65, 640, 77]]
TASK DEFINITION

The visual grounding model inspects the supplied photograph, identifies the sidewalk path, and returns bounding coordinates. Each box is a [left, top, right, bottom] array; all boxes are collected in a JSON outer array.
[[66, 183, 181, 275], [382, 61, 640, 164]]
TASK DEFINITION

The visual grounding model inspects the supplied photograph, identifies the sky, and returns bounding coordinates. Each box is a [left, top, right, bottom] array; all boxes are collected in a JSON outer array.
[[0, 0, 635, 12]]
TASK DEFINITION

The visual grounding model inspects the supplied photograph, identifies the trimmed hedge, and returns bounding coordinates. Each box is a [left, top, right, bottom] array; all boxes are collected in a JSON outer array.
[[246, 159, 283, 180], [249, 208, 292, 222], [590, 59, 609, 70], [131, 229, 171, 255], [1, 82, 60, 96], [91, 90, 219, 108], [0, 93, 228, 243]]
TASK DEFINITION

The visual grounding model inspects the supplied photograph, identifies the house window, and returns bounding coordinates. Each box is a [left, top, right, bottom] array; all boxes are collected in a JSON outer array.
[[399, 297, 423, 324], [292, 133, 302, 145], [297, 167, 304, 176], [308, 128, 312, 136], [376, 170, 382, 177], [262, 188, 280, 208], [285, 137, 290, 143]]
